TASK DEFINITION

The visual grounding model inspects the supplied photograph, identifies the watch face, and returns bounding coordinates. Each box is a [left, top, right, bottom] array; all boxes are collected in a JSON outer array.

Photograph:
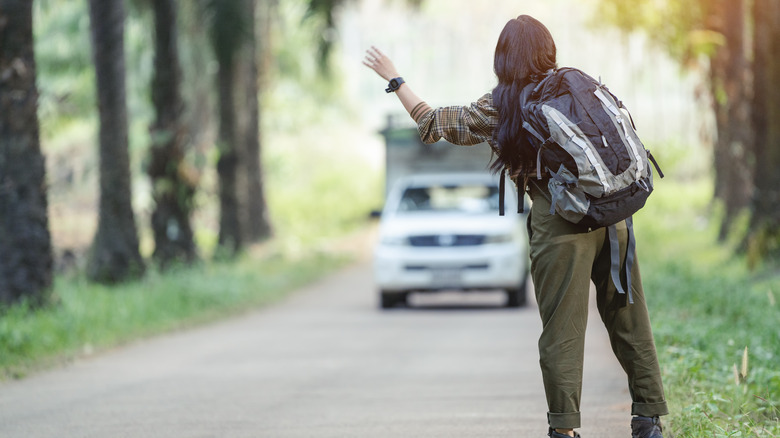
[[390, 79, 399, 87]]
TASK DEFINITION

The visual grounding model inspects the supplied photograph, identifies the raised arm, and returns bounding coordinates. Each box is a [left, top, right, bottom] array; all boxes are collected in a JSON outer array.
[[364, 46, 497, 146], [363, 46, 432, 123]]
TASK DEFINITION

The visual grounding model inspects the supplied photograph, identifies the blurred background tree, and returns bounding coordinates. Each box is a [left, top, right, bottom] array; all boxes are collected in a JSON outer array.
[[747, 0, 780, 267], [596, 0, 780, 263], [201, 0, 273, 257], [2, 0, 776, 300], [145, 0, 199, 269], [86, 0, 145, 282], [235, 0, 272, 247], [0, 0, 53, 306], [202, 0, 249, 256], [25, 0, 379, 273], [597, 0, 752, 240]]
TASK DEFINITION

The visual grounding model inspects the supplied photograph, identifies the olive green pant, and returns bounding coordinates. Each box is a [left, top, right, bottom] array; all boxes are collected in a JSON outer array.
[[528, 182, 668, 429]]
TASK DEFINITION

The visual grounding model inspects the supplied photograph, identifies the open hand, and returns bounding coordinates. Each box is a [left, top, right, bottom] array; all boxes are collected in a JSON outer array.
[[363, 46, 400, 81]]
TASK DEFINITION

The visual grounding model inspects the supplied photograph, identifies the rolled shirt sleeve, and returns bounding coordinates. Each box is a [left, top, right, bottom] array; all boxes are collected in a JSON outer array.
[[416, 92, 498, 147]]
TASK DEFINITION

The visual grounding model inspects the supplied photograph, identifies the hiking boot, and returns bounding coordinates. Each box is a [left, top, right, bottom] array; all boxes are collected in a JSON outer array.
[[631, 416, 664, 438], [548, 428, 581, 438]]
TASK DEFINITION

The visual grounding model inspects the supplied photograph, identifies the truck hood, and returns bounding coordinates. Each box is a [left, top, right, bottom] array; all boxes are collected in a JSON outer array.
[[378, 212, 520, 238]]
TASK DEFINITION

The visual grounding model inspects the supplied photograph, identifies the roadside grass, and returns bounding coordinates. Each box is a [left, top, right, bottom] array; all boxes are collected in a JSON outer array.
[[1, 114, 384, 381], [634, 179, 780, 437], [0, 250, 350, 380]]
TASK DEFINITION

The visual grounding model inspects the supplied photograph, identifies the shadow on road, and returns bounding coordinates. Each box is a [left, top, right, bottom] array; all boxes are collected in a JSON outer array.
[[379, 290, 536, 312], [387, 304, 516, 311]]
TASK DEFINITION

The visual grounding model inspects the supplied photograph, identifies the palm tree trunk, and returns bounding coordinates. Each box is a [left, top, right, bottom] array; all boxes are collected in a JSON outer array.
[[148, 0, 198, 268], [747, 0, 780, 266], [236, 0, 272, 243], [209, 0, 277, 254], [708, 0, 753, 241], [216, 50, 242, 255], [87, 0, 145, 282], [0, 0, 53, 306]]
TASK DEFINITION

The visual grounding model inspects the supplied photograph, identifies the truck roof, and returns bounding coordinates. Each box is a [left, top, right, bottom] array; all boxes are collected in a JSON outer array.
[[380, 122, 494, 197]]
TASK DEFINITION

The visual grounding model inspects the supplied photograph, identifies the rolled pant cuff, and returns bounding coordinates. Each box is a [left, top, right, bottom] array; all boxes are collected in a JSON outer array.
[[632, 401, 669, 417], [548, 411, 581, 429]]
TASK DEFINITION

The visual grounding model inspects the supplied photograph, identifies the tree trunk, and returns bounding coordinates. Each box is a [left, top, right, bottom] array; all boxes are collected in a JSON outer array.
[[216, 45, 242, 256], [747, 0, 780, 266], [0, 0, 53, 306], [236, 0, 272, 244], [148, 0, 198, 269], [707, 0, 753, 241], [211, 0, 272, 255], [87, 0, 145, 282]]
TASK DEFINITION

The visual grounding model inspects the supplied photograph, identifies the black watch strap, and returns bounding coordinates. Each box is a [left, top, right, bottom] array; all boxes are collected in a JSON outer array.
[[385, 77, 405, 93]]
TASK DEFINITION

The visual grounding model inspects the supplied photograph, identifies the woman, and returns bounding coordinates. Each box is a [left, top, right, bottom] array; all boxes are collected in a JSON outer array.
[[363, 15, 668, 438]]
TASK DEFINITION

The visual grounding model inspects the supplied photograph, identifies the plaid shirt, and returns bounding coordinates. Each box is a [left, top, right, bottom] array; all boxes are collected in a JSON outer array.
[[416, 93, 498, 150]]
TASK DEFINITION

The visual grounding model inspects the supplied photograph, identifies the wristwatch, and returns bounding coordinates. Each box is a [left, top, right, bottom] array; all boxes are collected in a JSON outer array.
[[385, 77, 405, 93]]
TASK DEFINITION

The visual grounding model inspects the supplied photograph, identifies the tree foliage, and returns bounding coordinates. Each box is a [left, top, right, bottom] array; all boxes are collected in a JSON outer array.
[[302, 0, 422, 73], [200, 0, 253, 66], [303, 0, 343, 72], [596, 0, 714, 63]]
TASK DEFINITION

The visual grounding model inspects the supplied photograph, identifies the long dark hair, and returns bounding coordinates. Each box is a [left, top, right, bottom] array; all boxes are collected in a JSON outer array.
[[491, 15, 557, 178]]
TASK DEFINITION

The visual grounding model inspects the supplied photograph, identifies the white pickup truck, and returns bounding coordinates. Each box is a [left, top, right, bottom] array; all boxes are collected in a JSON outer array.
[[373, 119, 530, 309]]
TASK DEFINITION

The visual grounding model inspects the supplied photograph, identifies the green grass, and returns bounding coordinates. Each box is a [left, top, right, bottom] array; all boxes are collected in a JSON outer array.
[[634, 179, 780, 437], [0, 250, 349, 380]]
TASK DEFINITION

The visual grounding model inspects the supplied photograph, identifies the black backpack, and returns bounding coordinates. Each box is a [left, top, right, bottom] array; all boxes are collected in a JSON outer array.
[[516, 67, 663, 303]]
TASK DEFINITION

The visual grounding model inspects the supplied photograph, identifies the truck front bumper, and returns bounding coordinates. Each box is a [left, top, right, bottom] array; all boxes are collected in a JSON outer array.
[[373, 243, 527, 292]]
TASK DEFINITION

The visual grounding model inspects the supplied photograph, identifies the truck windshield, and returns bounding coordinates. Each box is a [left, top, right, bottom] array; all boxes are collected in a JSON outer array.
[[397, 184, 499, 213]]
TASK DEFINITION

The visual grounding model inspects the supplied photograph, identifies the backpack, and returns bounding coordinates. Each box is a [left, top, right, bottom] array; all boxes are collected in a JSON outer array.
[[513, 67, 664, 303]]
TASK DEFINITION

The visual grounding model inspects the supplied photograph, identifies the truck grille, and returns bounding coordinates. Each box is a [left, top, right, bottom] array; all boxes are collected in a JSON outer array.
[[408, 234, 486, 247]]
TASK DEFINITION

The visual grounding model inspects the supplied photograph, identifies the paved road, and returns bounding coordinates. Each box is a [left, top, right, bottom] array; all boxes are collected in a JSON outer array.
[[0, 262, 634, 437]]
